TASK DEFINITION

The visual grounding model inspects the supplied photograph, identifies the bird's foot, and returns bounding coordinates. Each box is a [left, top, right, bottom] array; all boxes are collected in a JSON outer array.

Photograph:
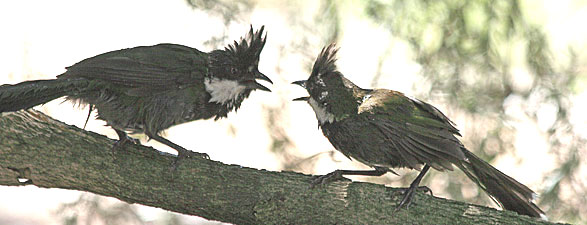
[[170, 149, 210, 172], [111, 135, 140, 153], [310, 170, 352, 188], [393, 186, 433, 212]]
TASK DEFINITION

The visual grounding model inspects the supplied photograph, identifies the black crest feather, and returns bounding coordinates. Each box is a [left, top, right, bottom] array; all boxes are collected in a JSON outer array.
[[226, 25, 267, 63], [311, 43, 339, 78]]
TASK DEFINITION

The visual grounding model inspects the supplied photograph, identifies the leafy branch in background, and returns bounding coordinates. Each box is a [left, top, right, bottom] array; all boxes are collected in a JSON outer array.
[[363, 0, 584, 222]]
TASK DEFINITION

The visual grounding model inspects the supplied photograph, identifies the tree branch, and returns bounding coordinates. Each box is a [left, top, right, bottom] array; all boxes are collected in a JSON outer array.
[[0, 110, 559, 224]]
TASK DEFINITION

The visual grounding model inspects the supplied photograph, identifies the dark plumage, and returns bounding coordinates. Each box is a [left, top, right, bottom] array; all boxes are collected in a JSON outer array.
[[0, 25, 272, 166], [293, 44, 544, 218]]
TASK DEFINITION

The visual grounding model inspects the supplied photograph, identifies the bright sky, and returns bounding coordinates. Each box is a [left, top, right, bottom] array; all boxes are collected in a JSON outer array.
[[0, 0, 585, 224]]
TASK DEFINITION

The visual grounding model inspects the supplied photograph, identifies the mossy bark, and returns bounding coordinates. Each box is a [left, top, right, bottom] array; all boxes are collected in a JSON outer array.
[[0, 110, 561, 224]]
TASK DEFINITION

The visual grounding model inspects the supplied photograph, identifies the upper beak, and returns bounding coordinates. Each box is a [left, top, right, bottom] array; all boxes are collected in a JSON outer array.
[[255, 70, 273, 84], [292, 96, 309, 101], [291, 80, 307, 88], [243, 80, 271, 92]]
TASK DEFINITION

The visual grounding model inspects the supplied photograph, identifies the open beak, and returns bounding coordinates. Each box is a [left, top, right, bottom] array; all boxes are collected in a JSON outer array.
[[291, 80, 309, 101], [292, 96, 309, 101], [255, 70, 273, 84], [243, 80, 271, 92], [244, 70, 272, 92], [291, 80, 307, 88]]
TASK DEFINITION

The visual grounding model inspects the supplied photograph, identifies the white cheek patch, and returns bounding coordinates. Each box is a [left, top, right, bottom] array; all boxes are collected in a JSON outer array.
[[308, 97, 335, 124], [204, 78, 247, 105]]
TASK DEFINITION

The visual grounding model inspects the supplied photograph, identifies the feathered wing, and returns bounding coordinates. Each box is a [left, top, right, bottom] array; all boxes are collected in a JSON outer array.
[[360, 89, 544, 217], [58, 44, 208, 93], [358, 89, 465, 171]]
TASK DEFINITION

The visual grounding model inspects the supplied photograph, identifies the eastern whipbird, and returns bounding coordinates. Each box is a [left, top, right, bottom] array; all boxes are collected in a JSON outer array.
[[293, 44, 544, 218], [0, 25, 272, 169]]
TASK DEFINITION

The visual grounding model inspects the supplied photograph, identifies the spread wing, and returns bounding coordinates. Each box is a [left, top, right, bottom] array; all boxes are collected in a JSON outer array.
[[358, 89, 465, 171], [58, 44, 208, 94]]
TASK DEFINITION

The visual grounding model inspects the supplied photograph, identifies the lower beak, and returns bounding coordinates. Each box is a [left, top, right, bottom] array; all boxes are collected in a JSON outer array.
[[243, 80, 271, 92], [292, 96, 309, 101]]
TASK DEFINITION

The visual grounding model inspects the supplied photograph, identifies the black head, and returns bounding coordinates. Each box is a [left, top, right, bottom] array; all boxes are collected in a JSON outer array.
[[293, 44, 363, 121], [210, 25, 272, 91]]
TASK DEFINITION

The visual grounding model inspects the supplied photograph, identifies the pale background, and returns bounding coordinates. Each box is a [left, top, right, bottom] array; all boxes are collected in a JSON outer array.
[[1, 0, 586, 224]]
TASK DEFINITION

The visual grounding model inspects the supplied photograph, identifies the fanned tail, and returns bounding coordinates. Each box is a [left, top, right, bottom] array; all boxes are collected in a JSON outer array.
[[458, 148, 545, 218], [0, 78, 87, 112]]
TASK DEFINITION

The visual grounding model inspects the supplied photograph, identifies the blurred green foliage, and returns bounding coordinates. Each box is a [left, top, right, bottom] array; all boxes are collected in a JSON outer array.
[[360, 1, 584, 223]]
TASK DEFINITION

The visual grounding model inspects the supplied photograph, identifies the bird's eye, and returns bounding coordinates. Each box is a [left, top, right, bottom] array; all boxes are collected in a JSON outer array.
[[231, 68, 238, 74]]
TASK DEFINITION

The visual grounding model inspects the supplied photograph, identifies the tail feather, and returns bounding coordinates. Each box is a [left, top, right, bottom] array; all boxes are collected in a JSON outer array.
[[0, 79, 87, 112], [458, 148, 545, 218]]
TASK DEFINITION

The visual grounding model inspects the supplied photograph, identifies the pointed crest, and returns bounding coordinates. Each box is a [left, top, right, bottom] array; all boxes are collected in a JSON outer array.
[[311, 43, 339, 78], [225, 25, 267, 63]]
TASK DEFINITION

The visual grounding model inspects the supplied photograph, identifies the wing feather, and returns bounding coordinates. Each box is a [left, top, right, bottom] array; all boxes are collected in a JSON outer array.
[[360, 89, 465, 171], [59, 44, 207, 90]]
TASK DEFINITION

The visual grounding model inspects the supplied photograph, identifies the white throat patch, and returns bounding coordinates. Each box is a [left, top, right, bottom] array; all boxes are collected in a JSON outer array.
[[308, 97, 335, 125], [205, 78, 247, 106]]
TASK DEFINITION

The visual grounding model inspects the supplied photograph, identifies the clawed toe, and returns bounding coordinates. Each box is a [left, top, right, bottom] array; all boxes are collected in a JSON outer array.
[[186, 151, 209, 159], [111, 130, 140, 154], [418, 186, 433, 196], [310, 170, 349, 188], [169, 149, 209, 172], [112, 135, 139, 153], [393, 185, 432, 212]]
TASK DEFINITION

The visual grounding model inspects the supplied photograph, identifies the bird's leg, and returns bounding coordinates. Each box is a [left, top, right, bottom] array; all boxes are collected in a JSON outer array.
[[145, 131, 209, 171], [394, 164, 431, 211], [82, 104, 93, 130], [311, 167, 390, 188], [112, 129, 139, 153]]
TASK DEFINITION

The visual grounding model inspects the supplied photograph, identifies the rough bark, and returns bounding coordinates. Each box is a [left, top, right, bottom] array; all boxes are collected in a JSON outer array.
[[0, 110, 560, 224]]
